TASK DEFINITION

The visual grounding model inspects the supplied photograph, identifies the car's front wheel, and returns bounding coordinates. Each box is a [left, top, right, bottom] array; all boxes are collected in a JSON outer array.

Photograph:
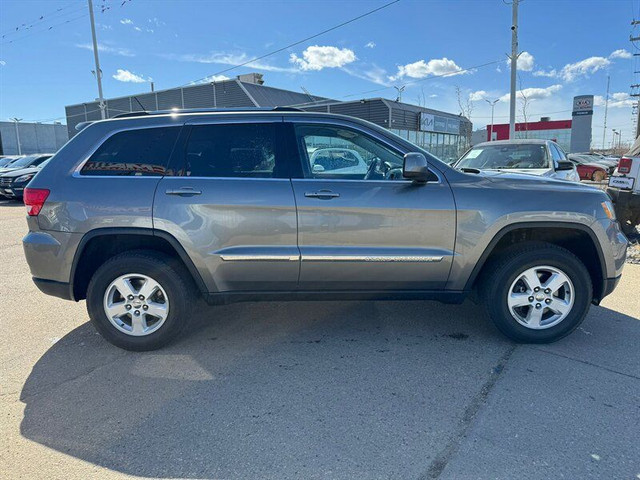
[[481, 243, 592, 343], [86, 250, 196, 351]]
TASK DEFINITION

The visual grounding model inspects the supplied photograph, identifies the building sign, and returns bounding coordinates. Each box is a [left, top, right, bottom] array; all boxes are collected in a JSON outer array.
[[570, 95, 593, 153], [572, 95, 593, 116], [420, 112, 460, 134]]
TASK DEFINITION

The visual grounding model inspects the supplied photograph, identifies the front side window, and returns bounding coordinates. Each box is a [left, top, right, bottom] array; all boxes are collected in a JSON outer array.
[[81, 127, 180, 176], [456, 143, 549, 170], [183, 123, 278, 178], [294, 124, 405, 180]]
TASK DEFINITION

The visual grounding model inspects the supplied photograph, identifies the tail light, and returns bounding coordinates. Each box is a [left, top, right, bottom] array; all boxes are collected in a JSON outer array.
[[23, 188, 50, 216], [618, 157, 632, 174]]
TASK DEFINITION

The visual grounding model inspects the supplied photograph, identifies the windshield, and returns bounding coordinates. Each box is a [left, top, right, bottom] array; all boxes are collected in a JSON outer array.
[[456, 144, 549, 170]]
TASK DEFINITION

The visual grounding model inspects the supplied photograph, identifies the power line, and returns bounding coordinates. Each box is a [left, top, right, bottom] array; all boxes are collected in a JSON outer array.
[[0, 1, 83, 38], [183, 0, 401, 86]]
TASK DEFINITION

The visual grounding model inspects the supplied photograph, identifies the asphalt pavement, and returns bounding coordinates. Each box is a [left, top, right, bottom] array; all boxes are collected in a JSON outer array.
[[0, 199, 638, 480]]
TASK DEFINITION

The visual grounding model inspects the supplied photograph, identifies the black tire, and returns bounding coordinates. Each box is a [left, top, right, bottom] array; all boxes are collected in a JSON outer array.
[[86, 250, 196, 351], [480, 242, 592, 343]]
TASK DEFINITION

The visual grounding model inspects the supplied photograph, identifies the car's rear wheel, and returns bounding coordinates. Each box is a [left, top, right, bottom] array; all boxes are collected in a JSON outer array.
[[481, 243, 592, 343], [86, 250, 195, 351], [592, 170, 605, 182]]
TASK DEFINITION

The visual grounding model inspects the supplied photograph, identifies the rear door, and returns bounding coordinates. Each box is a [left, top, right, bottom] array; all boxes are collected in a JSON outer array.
[[288, 119, 456, 291], [153, 117, 299, 293]]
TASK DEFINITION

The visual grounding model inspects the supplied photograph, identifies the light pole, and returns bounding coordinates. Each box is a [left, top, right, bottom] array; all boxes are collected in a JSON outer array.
[[485, 98, 499, 141], [612, 129, 619, 152], [508, 0, 519, 139], [9, 117, 22, 155], [88, 0, 106, 119]]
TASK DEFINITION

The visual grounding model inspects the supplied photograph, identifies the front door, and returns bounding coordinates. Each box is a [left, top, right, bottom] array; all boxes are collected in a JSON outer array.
[[289, 121, 456, 291], [153, 119, 299, 292]]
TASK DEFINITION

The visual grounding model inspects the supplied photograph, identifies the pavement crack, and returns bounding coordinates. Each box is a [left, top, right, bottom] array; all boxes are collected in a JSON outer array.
[[525, 346, 640, 380], [420, 344, 517, 480]]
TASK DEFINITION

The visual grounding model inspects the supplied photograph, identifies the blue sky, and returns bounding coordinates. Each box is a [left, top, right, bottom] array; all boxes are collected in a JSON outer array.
[[0, 0, 638, 147]]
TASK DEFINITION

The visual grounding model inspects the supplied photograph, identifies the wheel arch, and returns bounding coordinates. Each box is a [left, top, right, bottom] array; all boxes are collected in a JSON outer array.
[[70, 227, 208, 301], [466, 222, 607, 304]]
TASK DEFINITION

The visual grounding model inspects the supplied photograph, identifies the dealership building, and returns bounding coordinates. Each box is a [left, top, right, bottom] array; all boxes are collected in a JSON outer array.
[[65, 73, 472, 162], [0, 121, 68, 155], [486, 95, 594, 153]]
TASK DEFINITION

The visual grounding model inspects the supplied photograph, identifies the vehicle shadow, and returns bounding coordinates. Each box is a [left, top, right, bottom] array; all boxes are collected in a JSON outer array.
[[18, 300, 640, 479]]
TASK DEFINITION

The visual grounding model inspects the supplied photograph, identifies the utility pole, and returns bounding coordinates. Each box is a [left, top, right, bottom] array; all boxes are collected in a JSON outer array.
[[485, 98, 499, 141], [394, 85, 405, 102], [88, 0, 106, 119], [10, 118, 22, 155], [508, 0, 519, 140], [602, 75, 609, 150]]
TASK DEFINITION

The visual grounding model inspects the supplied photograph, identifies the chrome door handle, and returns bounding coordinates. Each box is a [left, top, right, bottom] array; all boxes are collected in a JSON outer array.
[[165, 187, 202, 197], [304, 190, 340, 199]]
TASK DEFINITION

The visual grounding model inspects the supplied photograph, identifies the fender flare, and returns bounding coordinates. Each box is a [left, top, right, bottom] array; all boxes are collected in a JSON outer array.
[[70, 227, 208, 300], [463, 221, 607, 295]]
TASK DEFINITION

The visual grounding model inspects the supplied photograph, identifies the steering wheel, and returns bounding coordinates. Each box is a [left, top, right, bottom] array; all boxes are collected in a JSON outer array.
[[385, 166, 403, 180]]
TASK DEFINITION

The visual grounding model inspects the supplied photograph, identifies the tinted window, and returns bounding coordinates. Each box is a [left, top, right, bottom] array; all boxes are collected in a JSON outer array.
[[294, 124, 404, 180], [81, 127, 180, 176], [183, 123, 278, 178]]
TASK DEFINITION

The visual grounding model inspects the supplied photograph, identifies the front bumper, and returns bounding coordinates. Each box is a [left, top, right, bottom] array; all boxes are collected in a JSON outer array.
[[32, 278, 73, 300], [601, 275, 622, 301], [1, 186, 24, 198]]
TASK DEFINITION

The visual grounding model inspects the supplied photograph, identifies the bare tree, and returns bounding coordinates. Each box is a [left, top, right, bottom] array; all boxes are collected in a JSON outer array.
[[455, 86, 474, 120], [518, 74, 530, 138], [415, 87, 428, 108]]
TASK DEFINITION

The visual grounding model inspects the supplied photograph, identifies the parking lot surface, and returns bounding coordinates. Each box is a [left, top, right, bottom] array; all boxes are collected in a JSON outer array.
[[1, 199, 639, 480]]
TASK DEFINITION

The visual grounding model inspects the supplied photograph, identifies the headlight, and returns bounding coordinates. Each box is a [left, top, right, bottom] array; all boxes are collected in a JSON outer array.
[[601, 201, 616, 220], [14, 174, 34, 183]]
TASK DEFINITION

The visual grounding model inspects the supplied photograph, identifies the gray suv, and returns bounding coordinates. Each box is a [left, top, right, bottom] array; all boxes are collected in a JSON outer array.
[[23, 109, 628, 350]]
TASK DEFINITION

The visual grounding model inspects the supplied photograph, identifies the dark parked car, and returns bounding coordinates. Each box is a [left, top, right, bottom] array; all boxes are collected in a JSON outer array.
[[0, 156, 21, 168], [0, 154, 52, 174], [0, 159, 51, 199]]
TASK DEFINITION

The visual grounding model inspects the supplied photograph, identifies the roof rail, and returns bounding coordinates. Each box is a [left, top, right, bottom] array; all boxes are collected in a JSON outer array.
[[112, 106, 302, 119]]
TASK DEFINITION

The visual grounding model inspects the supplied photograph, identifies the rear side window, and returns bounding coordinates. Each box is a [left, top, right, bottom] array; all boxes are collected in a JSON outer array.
[[183, 123, 278, 178], [81, 127, 180, 176]]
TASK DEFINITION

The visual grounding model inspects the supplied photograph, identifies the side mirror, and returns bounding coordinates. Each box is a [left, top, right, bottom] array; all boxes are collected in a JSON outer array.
[[403, 152, 430, 182], [556, 160, 574, 171]]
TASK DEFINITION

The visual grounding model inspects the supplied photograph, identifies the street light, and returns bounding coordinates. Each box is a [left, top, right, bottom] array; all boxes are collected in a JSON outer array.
[[9, 117, 22, 155], [485, 99, 499, 141], [612, 129, 620, 152]]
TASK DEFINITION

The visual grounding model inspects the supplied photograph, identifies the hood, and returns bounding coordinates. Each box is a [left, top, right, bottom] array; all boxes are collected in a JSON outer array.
[[472, 169, 597, 191], [0, 166, 40, 179], [580, 162, 606, 169]]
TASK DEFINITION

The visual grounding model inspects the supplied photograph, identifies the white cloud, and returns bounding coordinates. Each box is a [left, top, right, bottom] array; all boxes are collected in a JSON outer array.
[[0, 60, 6, 66], [200, 74, 230, 83], [365, 41, 376, 49], [560, 56, 610, 81], [289, 45, 357, 71], [76, 43, 134, 57], [120, 18, 133, 25], [469, 90, 487, 101], [134, 26, 142, 32], [169, 51, 296, 73], [532, 68, 557, 78], [609, 49, 632, 59], [112, 69, 150, 83], [148, 17, 165, 27], [594, 92, 635, 108], [499, 84, 562, 102], [342, 64, 389, 86], [506, 51, 535, 71], [389, 57, 468, 81]]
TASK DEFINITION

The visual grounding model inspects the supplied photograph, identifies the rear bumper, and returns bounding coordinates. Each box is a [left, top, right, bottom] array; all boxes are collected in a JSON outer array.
[[32, 278, 73, 301]]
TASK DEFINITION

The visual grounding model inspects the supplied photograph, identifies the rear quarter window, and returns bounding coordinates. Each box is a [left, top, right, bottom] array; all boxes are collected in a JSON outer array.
[[81, 127, 180, 176]]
